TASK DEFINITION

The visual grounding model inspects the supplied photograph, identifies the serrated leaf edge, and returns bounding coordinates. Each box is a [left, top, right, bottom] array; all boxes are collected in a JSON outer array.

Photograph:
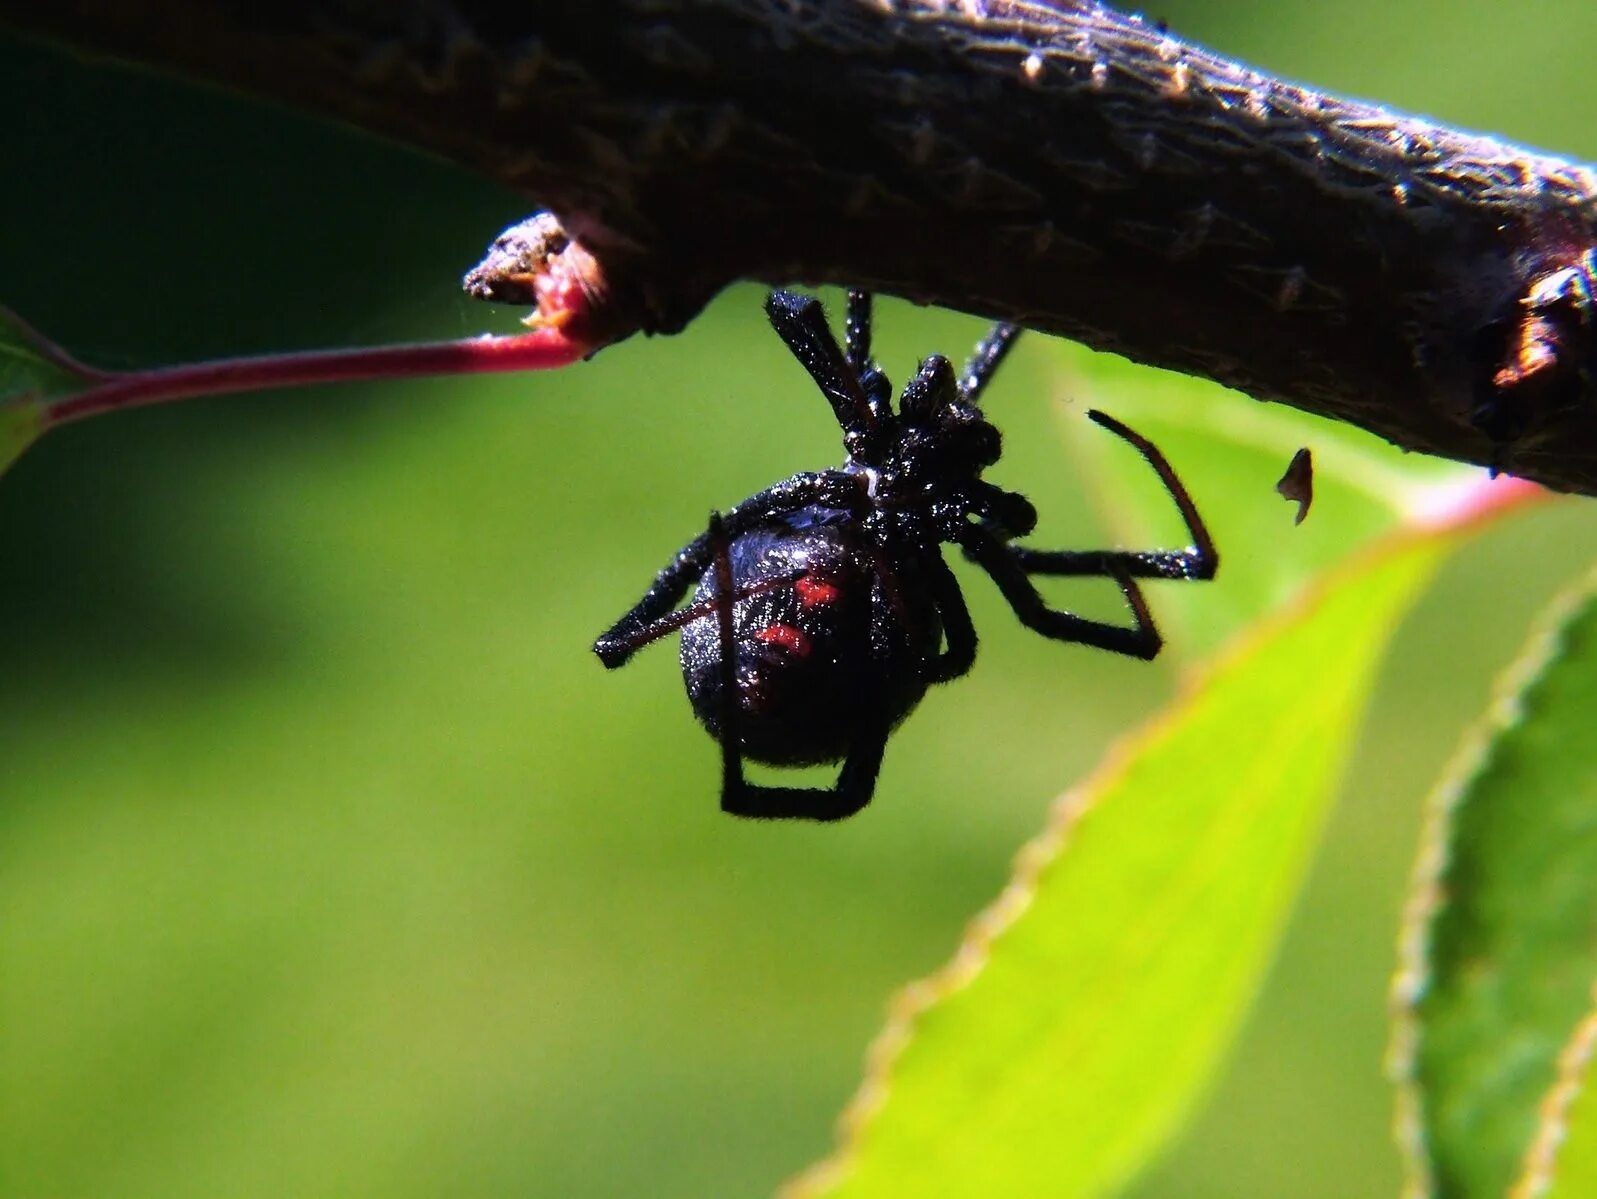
[[1388, 561, 1597, 1199], [1508, 990, 1597, 1199]]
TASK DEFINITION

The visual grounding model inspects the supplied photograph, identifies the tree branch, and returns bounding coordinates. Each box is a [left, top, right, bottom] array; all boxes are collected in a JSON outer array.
[[7, 1, 1597, 494]]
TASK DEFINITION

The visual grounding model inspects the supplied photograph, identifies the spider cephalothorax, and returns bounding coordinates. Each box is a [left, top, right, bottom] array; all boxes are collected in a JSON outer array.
[[595, 290, 1216, 820]]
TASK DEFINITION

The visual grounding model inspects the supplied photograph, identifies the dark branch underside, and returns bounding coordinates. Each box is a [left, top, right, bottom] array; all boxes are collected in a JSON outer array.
[[8, 0, 1597, 494]]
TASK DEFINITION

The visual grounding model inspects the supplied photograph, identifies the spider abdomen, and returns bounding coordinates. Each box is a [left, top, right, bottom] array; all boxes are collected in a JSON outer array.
[[680, 514, 940, 767]]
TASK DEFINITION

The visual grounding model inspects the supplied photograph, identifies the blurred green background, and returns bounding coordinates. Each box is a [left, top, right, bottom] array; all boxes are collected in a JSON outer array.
[[5, 4, 1597, 1195]]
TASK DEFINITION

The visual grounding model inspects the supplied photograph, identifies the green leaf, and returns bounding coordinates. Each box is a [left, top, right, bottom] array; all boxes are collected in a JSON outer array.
[[1395, 567, 1597, 1199], [789, 531, 1449, 1199], [0, 307, 83, 473], [1509, 1004, 1597, 1199], [1051, 342, 1475, 659]]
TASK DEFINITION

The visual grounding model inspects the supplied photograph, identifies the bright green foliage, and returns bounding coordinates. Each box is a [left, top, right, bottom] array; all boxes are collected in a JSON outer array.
[[799, 536, 1447, 1199], [1402, 572, 1597, 1198], [8, 0, 1597, 1188]]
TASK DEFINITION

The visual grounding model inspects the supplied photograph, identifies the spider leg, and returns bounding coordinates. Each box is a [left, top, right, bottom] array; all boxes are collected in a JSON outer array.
[[1008, 546, 1213, 581], [994, 409, 1218, 581], [844, 289, 872, 376], [1069, 409, 1216, 575], [765, 290, 879, 446], [593, 470, 863, 667], [712, 515, 890, 821], [957, 522, 1162, 660], [922, 548, 976, 683], [844, 289, 895, 422], [960, 321, 1021, 404], [951, 480, 1038, 539], [600, 572, 805, 657], [719, 718, 890, 821]]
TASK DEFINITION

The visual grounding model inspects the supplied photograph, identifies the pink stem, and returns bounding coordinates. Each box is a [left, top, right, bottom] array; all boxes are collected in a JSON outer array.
[[44, 328, 590, 427]]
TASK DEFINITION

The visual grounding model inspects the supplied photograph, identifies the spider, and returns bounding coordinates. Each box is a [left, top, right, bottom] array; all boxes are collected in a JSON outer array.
[[594, 290, 1217, 821]]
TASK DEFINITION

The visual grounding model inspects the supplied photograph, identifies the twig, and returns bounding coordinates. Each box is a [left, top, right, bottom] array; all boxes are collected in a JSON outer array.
[[6, 1, 1597, 494]]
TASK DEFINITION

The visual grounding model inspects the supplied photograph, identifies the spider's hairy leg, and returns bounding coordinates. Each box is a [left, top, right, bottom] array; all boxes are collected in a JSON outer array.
[[719, 728, 889, 820], [593, 470, 863, 667], [960, 321, 1022, 404], [844, 289, 893, 421], [1005, 410, 1218, 581], [957, 522, 1162, 660], [844, 289, 872, 376], [952, 480, 1037, 539], [922, 548, 976, 683], [765, 290, 879, 444]]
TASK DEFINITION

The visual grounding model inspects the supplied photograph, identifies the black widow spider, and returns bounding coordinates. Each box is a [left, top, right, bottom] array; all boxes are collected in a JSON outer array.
[[595, 290, 1217, 821]]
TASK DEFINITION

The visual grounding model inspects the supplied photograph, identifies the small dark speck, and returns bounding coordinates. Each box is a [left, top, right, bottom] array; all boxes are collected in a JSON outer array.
[[1155, 17, 1169, 34], [1276, 447, 1314, 524]]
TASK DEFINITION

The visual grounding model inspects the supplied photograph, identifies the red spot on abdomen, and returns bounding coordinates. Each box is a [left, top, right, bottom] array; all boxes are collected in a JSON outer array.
[[756, 623, 812, 657], [795, 575, 841, 608]]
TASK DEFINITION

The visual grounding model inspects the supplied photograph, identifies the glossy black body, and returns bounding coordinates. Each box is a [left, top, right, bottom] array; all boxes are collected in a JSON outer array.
[[595, 290, 1218, 820], [679, 510, 941, 767]]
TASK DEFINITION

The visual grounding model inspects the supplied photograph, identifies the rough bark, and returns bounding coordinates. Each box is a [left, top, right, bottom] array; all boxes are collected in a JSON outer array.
[[8, 0, 1597, 494]]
